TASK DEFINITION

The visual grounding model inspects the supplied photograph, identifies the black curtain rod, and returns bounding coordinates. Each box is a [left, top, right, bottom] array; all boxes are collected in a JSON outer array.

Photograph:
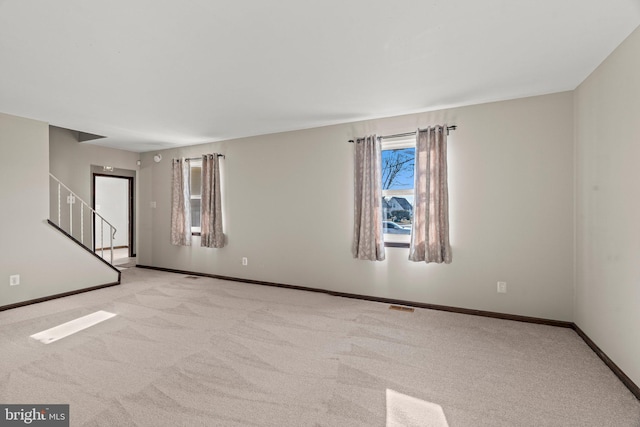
[[185, 154, 225, 161], [348, 125, 457, 143]]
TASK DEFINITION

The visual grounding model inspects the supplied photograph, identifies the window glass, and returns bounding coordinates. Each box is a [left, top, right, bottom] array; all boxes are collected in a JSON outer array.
[[382, 196, 414, 226], [190, 165, 202, 197], [190, 199, 201, 228], [381, 143, 415, 245], [382, 148, 414, 191], [190, 160, 202, 233]]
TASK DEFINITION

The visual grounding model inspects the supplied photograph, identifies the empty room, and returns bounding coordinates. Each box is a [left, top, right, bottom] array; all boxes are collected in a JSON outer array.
[[1, 1, 639, 426]]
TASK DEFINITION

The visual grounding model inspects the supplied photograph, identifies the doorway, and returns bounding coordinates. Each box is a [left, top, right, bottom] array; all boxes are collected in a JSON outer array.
[[92, 174, 135, 260]]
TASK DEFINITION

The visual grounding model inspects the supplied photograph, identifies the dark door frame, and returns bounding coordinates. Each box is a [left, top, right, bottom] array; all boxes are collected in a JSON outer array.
[[92, 173, 135, 257]]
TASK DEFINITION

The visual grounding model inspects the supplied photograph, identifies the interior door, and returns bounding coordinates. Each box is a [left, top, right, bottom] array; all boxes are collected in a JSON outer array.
[[93, 174, 134, 258]]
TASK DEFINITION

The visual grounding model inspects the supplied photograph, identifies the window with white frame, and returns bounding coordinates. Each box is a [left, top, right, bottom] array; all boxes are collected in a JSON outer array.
[[190, 159, 202, 234], [381, 137, 415, 246]]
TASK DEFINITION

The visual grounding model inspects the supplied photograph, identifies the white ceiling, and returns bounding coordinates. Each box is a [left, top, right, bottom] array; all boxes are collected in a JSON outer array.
[[1, 1, 639, 152]]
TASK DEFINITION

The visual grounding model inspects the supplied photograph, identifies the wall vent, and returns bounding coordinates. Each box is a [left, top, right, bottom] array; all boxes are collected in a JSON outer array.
[[389, 305, 414, 312]]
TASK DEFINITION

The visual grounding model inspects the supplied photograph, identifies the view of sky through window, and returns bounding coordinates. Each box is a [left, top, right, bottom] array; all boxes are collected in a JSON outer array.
[[382, 147, 415, 236], [382, 148, 415, 190]]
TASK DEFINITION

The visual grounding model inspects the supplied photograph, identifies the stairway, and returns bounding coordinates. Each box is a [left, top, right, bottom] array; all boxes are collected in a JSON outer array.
[[48, 173, 119, 269]]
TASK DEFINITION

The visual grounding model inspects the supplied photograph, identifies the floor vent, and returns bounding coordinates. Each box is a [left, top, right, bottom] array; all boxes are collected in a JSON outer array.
[[389, 305, 414, 312], [185, 276, 200, 280]]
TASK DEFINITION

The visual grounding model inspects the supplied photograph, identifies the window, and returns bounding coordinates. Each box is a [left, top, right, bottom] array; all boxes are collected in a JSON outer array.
[[381, 138, 415, 247], [190, 159, 202, 234]]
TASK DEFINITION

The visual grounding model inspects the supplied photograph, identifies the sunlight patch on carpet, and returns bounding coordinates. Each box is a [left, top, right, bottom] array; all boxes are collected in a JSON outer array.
[[30, 311, 117, 344], [386, 389, 449, 427]]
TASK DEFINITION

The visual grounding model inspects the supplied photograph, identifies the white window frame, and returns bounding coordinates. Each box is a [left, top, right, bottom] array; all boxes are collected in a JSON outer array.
[[381, 137, 415, 246]]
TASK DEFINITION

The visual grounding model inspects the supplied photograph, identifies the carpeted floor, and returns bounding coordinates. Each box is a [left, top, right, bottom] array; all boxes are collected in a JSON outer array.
[[0, 267, 638, 426]]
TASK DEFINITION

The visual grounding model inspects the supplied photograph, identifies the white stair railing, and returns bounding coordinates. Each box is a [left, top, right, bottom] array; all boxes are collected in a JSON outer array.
[[49, 173, 117, 264]]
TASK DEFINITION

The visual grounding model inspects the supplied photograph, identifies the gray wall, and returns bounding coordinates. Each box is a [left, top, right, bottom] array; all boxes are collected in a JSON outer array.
[[575, 26, 640, 387], [138, 91, 575, 322], [49, 126, 139, 253], [0, 112, 118, 307]]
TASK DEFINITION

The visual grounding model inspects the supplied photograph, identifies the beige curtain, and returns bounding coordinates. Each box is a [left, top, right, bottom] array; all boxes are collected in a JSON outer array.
[[352, 135, 385, 261], [201, 154, 225, 248], [170, 158, 192, 246], [409, 126, 452, 263]]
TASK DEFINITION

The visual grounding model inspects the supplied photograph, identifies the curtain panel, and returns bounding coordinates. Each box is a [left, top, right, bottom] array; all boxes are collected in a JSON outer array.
[[352, 135, 385, 261], [170, 158, 192, 246], [409, 126, 452, 263], [200, 154, 225, 248]]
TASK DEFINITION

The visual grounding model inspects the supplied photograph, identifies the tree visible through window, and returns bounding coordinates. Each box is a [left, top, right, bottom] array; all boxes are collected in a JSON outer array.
[[381, 140, 415, 246]]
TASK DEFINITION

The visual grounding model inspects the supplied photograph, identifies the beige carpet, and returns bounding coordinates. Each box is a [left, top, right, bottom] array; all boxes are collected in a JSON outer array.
[[0, 267, 638, 426]]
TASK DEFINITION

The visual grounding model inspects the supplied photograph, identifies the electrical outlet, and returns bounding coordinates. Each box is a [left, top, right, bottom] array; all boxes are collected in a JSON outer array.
[[497, 281, 507, 293], [9, 275, 20, 286], [66, 195, 76, 204], [242, 257, 248, 266], [150, 201, 157, 208]]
